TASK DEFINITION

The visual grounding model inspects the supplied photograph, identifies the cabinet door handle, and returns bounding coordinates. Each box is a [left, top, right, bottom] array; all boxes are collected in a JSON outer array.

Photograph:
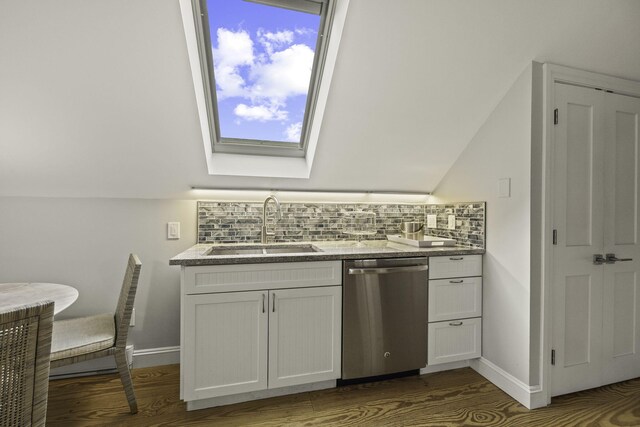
[[449, 257, 464, 261], [449, 321, 463, 326], [262, 293, 266, 313], [449, 280, 464, 284], [272, 293, 276, 312]]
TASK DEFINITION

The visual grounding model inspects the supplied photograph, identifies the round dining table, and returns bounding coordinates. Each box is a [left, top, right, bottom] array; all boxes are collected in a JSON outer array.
[[0, 282, 79, 315]]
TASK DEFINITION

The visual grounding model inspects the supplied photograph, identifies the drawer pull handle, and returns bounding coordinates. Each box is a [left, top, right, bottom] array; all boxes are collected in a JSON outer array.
[[449, 280, 464, 284], [262, 293, 266, 313], [449, 321, 463, 326], [449, 257, 464, 261]]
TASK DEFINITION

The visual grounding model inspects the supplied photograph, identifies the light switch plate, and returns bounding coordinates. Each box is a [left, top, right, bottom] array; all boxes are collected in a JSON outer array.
[[498, 178, 511, 198], [447, 215, 456, 230], [427, 214, 437, 228], [167, 222, 180, 240]]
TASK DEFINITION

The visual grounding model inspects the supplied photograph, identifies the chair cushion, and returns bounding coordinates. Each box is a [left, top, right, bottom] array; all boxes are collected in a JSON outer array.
[[51, 313, 115, 361]]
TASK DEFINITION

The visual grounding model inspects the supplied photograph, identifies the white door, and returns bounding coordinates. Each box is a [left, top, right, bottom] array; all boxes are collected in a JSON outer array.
[[551, 83, 640, 396], [602, 92, 640, 385], [268, 286, 342, 388], [551, 83, 606, 396], [183, 291, 268, 400]]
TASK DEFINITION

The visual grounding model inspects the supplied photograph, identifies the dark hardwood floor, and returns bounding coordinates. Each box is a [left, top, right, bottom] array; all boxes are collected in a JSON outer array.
[[46, 365, 640, 426]]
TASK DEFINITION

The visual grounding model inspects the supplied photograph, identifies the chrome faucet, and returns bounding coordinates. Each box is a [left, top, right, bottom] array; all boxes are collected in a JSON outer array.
[[261, 195, 282, 244]]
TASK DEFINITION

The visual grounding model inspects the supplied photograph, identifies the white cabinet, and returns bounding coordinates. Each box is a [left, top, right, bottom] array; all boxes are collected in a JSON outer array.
[[429, 255, 482, 279], [428, 318, 481, 365], [427, 255, 482, 365], [183, 291, 268, 401], [180, 261, 342, 406], [268, 287, 341, 389], [428, 277, 482, 322], [183, 261, 341, 294]]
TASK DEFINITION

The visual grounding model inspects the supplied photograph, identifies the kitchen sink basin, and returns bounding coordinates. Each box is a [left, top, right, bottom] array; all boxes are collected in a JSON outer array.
[[206, 245, 321, 256], [206, 248, 265, 255], [264, 246, 319, 254]]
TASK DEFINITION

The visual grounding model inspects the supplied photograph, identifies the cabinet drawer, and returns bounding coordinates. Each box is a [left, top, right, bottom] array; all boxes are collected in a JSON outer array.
[[429, 255, 482, 279], [183, 261, 342, 294], [428, 318, 481, 365], [428, 277, 482, 322]]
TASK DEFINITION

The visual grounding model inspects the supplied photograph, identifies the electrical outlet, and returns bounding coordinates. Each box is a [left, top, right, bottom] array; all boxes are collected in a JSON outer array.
[[447, 215, 456, 230], [427, 214, 437, 228], [130, 308, 135, 327]]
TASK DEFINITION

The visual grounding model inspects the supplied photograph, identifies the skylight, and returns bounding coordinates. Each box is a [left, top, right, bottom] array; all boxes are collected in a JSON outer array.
[[196, 0, 333, 156], [180, 0, 349, 177]]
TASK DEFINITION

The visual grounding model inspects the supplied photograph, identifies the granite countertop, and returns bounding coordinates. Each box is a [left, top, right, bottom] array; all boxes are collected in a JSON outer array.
[[170, 240, 485, 266]]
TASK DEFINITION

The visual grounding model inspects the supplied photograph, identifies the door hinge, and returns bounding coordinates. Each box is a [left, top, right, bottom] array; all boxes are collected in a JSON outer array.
[[552, 229, 558, 245], [551, 349, 556, 365], [554, 108, 559, 125]]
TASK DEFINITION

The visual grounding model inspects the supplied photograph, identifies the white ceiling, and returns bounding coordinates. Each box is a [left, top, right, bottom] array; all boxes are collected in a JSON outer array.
[[1, 0, 639, 198]]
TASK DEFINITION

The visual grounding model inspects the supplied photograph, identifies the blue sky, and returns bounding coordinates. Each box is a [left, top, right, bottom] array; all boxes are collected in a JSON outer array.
[[207, 0, 320, 143]]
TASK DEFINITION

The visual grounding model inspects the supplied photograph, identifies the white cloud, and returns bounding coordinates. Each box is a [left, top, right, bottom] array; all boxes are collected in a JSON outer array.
[[285, 122, 302, 142], [249, 44, 314, 102], [294, 27, 316, 37], [234, 103, 288, 122], [213, 28, 254, 68], [257, 29, 294, 55], [212, 28, 254, 99], [213, 27, 315, 131]]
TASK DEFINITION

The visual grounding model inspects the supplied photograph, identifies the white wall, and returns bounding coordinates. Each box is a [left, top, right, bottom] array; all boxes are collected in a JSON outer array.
[[433, 64, 534, 384], [2, 0, 640, 361], [0, 197, 197, 350], [2, 1, 640, 198]]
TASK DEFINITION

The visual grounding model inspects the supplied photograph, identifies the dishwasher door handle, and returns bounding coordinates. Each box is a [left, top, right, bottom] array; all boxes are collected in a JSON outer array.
[[348, 264, 429, 275]]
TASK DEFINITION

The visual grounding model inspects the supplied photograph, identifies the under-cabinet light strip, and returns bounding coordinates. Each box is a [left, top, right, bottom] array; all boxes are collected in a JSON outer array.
[[190, 187, 432, 204]]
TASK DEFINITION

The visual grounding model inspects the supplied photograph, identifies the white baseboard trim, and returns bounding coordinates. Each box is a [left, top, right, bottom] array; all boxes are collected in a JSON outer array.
[[419, 360, 470, 375], [50, 345, 134, 379], [470, 357, 547, 409], [49, 345, 179, 379], [132, 346, 180, 369]]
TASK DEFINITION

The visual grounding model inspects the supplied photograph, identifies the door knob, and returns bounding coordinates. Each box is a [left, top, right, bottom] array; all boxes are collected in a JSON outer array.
[[593, 254, 606, 265], [605, 253, 633, 263]]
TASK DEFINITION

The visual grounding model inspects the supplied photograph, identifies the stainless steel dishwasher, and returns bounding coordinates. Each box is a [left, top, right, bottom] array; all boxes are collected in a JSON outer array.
[[342, 257, 428, 380]]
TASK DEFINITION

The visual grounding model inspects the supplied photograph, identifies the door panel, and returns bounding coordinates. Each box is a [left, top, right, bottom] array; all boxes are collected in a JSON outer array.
[[552, 83, 605, 396], [602, 92, 640, 384], [563, 275, 594, 367], [612, 273, 635, 357], [565, 101, 596, 247], [612, 111, 637, 245]]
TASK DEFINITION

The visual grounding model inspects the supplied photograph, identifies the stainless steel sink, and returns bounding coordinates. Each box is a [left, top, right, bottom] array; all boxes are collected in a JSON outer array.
[[264, 246, 318, 254], [206, 245, 321, 256], [206, 248, 265, 255]]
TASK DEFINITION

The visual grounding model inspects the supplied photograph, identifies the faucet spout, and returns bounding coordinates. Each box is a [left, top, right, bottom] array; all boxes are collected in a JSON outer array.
[[261, 195, 282, 244]]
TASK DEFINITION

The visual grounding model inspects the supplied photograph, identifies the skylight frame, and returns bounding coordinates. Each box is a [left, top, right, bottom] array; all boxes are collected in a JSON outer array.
[[192, 0, 335, 158]]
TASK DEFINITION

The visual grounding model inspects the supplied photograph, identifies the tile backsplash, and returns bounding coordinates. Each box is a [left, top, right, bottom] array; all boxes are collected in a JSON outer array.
[[197, 201, 485, 248]]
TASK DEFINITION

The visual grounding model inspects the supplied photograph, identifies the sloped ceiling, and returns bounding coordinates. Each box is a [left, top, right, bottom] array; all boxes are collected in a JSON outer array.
[[1, 0, 640, 198]]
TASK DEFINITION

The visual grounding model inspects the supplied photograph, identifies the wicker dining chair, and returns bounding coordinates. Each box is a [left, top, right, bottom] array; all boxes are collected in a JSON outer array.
[[1, 301, 55, 427], [50, 254, 142, 414]]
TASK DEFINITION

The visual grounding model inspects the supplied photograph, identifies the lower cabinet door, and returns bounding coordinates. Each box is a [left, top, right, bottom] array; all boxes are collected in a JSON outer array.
[[428, 317, 481, 365], [183, 291, 268, 400], [268, 286, 342, 388]]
